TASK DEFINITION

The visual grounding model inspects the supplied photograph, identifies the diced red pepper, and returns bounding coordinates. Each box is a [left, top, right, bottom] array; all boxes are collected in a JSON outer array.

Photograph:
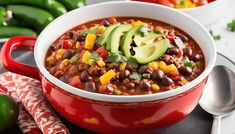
[[177, 48, 183, 58], [190, 0, 199, 3], [197, 0, 208, 6], [158, 0, 174, 8], [171, 75, 183, 81], [62, 40, 72, 49], [168, 71, 180, 77], [69, 75, 81, 87], [96, 46, 108, 59]]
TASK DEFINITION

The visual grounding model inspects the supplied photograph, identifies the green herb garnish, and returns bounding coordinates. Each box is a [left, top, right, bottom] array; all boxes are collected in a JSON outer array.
[[155, 30, 163, 35], [129, 73, 142, 82], [209, 30, 221, 41], [127, 57, 139, 68], [108, 54, 127, 65], [142, 73, 151, 79], [114, 89, 122, 95], [90, 52, 102, 60], [227, 19, 235, 32], [81, 28, 99, 36]]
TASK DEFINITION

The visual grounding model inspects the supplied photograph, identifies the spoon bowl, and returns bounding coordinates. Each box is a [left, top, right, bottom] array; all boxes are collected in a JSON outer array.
[[199, 65, 235, 134]]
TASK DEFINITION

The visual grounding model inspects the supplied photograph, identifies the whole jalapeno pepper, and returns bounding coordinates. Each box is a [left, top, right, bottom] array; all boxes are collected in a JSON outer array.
[[0, 26, 36, 38], [56, 0, 86, 10]]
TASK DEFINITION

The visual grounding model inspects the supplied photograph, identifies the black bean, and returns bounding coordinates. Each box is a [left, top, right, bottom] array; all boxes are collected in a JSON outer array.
[[139, 79, 151, 90], [139, 67, 153, 74], [152, 69, 164, 81], [59, 75, 68, 83], [127, 82, 135, 88], [161, 76, 174, 86], [122, 78, 130, 85], [85, 82, 96, 92], [88, 65, 100, 76], [178, 66, 193, 75], [119, 70, 131, 80], [66, 31, 74, 39], [81, 71, 91, 82], [101, 19, 110, 27], [176, 34, 188, 42], [63, 49, 73, 59], [73, 33, 84, 42], [161, 55, 174, 65], [128, 89, 135, 95], [167, 47, 179, 55], [183, 47, 192, 57], [191, 54, 201, 62]]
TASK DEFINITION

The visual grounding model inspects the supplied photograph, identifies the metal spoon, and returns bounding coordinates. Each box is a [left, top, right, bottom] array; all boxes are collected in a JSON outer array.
[[199, 65, 235, 134]]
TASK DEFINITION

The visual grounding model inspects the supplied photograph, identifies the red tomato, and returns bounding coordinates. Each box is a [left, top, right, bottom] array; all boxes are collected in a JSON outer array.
[[96, 46, 108, 59], [158, 0, 174, 8], [99, 84, 116, 95], [177, 48, 183, 58], [62, 40, 72, 49], [197, 0, 208, 6], [69, 75, 81, 87], [190, 0, 199, 3], [166, 35, 175, 44], [108, 17, 117, 24]]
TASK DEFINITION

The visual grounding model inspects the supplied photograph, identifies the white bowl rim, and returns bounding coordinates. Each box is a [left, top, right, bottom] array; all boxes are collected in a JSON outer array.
[[35, 1, 216, 103]]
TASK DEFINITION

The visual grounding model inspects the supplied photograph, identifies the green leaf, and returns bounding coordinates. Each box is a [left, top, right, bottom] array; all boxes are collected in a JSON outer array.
[[108, 54, 128, 65], [90, 52, 102, 60], [209, 30, 221, 41], [227, 19, 235, 32], [81, 28, 99, 36], [129, 73, 142, 82], [127, 57, 139, 68]]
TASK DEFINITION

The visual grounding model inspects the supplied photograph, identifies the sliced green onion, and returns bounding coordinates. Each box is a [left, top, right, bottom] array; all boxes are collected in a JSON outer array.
[[142, 73, 151, 79]]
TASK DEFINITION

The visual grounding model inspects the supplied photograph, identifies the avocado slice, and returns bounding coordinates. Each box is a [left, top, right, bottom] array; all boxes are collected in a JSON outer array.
[[97, 23, 120, 46], [106, 24, 133, 53], [134, 32, 162, 47], [121, 26, 142, 58], [133, 39, 169, 64]]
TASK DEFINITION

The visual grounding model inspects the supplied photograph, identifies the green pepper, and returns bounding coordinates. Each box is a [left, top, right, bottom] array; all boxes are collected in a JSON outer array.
[[5, 18, 28, 27], [56, 0, 86, 10], [0, 6, 6, 26], [0, 93, 19, 132], [7, 5, 54, 30], [48, 0, 67, 17], [0, 0, 52, 7], [0, 26, 36, 38]]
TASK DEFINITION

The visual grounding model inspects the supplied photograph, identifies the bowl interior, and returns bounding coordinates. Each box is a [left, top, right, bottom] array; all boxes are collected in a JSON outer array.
[[35, 1, 216, 102]]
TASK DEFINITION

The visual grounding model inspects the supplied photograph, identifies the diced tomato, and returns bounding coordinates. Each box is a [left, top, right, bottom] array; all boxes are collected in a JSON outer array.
[[167, 35, 175, 44], [197, 0, 208, 6], [69, 75, 81, 87], [108, 17, 117, 24], [170, 0, 177, 3], [133, 0, 158, 4], [177, 48, 183, 58], [62, 40, 72, 49], [171, 75, 183, 81], [96, 46, 108, 59], [168, 71, 180, 77], [158, 0, 174, 8], [190, 0, 199, 3], [99, 84, 116, 95]]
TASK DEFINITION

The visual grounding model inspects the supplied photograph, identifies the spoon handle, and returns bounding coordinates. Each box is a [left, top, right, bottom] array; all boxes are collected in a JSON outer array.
[[211, 115, 221, 134]]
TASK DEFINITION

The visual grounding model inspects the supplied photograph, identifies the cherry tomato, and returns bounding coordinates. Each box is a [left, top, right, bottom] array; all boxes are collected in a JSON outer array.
[[62, 40, 72, 49], [0, 93, 19, 132]]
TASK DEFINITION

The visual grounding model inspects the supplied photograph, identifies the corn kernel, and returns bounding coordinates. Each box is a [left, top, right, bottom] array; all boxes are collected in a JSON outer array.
[[97, 60, 106, 67], [57, 49, 65, 55], [85, 34, 96, 50], [148, 62, 158, 71], [158, 61, 167, 72], [75, 41, 81, 49], [131, 20, 145, 27], [119, 62, 126, 71], [151, 84, 160, 91], [165, 64, 178, 73], [56, 54, 63, 60], [98, 25, 106, 34], [181, 79, 189, 85], [100, 69, 116, 85], [61, 59, 70, 66], [46, 56, 56, 64], [82, 51, 91, 64]]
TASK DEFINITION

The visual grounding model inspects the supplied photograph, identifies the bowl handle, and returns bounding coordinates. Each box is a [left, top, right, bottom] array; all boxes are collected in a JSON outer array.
[[0, 36, 40, 80]]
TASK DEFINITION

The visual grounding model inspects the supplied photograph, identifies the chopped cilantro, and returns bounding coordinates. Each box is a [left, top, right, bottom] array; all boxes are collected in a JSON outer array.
[[81, 28, 99, 36], [127, 57, 139, 68], [155, 30, 163, 35], [174, 36, 185, 48], [108, 54, 127, 65], [183, 61, 193, 67], [129, 73, 142, 82], [142, 73, 151, 79], [90, 52, 102, 60], [209, 30, 221, 41], [227, 19, 235, 32]]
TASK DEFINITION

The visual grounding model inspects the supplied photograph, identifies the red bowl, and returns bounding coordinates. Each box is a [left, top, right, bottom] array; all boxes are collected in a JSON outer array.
[[0, 1, 216, 133]]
